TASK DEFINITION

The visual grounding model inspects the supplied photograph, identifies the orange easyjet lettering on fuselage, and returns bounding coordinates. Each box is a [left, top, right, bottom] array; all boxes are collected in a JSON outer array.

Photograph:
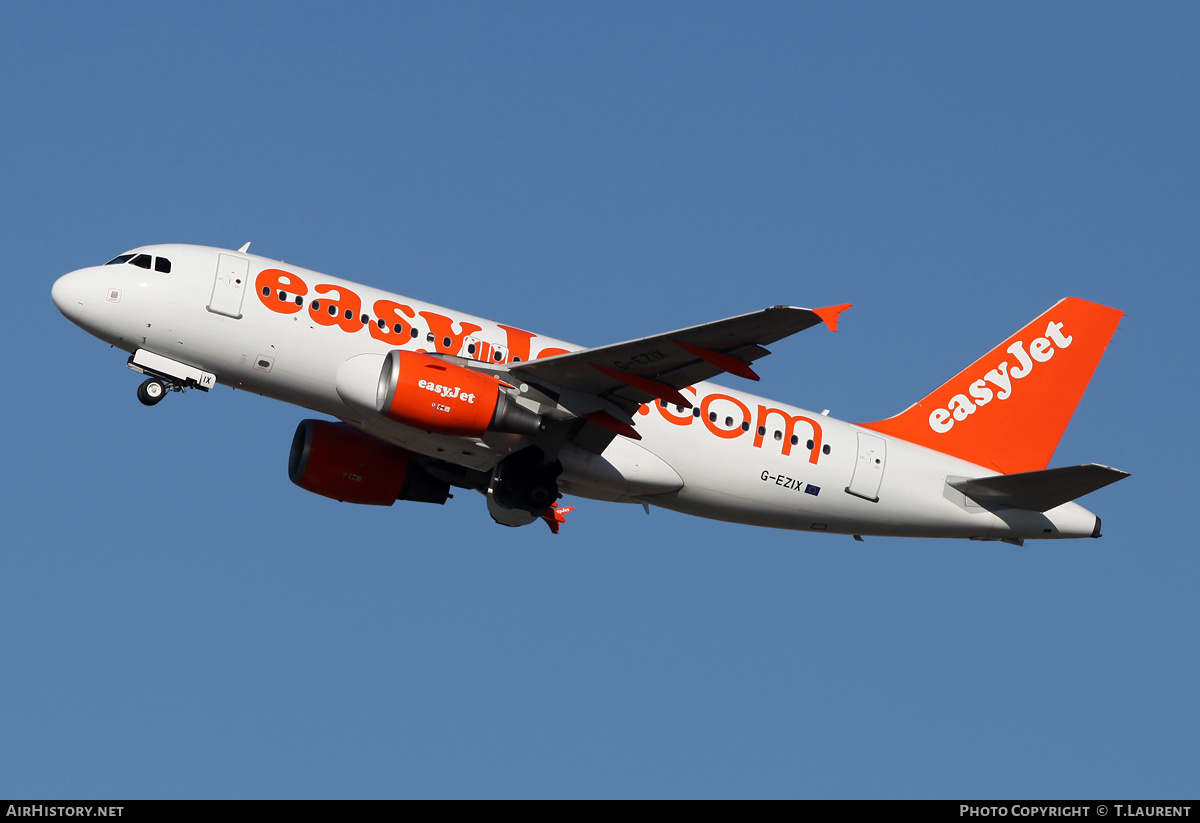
[[753, 406, 824, 462], [255, 269, 308, 314], [254, 269, 824, 462], [369, 300, 418, 345], [642, 388, 824, 463], [419, 311, 483, 356], [310, 283, 363, 333], [255, 268, 558, 361]]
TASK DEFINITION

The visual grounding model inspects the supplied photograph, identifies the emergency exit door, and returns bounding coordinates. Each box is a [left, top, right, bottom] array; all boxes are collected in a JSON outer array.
[[208, 254, 249, 319], [846, 432, 887, 502]]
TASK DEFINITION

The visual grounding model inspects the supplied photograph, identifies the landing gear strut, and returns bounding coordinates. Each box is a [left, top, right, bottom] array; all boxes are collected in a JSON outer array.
[[136, 378, 168, 406]]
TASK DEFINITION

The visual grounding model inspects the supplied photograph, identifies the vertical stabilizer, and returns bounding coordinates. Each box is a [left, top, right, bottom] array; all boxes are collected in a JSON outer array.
[[862, 298, 1122, 474]]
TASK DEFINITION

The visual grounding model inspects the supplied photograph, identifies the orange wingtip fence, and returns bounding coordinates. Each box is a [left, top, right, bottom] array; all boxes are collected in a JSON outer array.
[[541, 501, 575, 535], [813, 304, 852, 333]]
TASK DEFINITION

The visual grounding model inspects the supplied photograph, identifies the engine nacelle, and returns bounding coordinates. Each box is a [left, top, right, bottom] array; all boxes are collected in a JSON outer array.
[[376, 350, 541, 437], [288, 419, 449, 505]]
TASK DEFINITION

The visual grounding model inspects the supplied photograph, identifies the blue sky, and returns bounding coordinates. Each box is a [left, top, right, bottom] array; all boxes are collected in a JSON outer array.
[[2, 2, 1197, 798]]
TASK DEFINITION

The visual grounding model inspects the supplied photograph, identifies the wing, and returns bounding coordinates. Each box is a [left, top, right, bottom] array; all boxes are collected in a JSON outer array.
[[507, 304, 849, 422]]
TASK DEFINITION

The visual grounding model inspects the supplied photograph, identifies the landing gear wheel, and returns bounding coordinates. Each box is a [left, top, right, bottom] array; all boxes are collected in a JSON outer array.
[[137, 378, 167, 406], [527, 485, 555, 509], [489, 446, 564, 515]]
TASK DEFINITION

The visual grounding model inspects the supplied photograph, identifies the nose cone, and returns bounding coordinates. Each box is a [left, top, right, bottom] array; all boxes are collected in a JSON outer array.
[[52, 269, 90, 323]]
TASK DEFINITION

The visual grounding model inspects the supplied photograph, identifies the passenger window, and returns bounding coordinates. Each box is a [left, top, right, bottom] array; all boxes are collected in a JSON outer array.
[[154, 257, 171, 273], [130, 254, 151, 269], [105, 254, 134, 266]]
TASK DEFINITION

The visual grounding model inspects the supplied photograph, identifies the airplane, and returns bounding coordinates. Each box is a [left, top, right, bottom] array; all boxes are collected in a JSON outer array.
[[51, 243, 1128, 542]]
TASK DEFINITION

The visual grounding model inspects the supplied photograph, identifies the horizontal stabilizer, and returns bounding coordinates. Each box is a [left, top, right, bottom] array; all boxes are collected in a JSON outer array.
[[948, 464, 1129, 512]]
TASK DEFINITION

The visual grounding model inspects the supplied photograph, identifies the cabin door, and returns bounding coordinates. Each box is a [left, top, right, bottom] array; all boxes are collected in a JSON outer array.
[[208, 254, 249, 319]]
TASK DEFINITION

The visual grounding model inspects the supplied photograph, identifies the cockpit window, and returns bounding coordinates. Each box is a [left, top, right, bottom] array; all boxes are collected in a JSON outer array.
[[104, 253, 172, 272]]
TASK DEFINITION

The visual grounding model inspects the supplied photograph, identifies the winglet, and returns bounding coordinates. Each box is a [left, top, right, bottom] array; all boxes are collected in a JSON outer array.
[[674, 341, 760, 381], [540, 498, 575, 535], [812, 304, 852, 333]]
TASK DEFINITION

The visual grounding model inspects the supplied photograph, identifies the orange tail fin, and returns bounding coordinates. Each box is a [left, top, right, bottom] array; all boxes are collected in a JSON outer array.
[[861, 298, 1123, 474]]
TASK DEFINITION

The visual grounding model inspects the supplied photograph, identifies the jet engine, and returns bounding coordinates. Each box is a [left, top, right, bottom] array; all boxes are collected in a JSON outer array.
[[288, 419, 450, 505], [337, 350, 542, 437]]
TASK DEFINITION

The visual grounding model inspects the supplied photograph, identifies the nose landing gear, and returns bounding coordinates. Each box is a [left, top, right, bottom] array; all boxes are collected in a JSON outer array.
[[127, 350, 216, 406]]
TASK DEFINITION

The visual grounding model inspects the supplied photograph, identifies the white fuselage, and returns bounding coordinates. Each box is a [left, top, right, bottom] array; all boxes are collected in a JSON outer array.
[[52, 244, 1100, 540]]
